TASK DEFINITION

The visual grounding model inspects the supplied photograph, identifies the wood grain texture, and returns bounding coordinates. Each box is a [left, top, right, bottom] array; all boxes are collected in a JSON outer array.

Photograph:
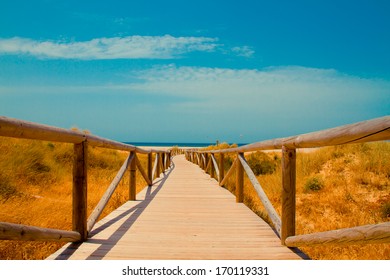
[[281, 147, 296, 245], [0, 222, 80, 242], [0, 116, 167, 154], [238, 154, 281, 235], [285, 222, 390, 247], [73, 141, 88, 241], [200, 116, 390, 154], [87, 153, 134, 233], [129, 152, 137, 201], [48, 155, 302, 260]]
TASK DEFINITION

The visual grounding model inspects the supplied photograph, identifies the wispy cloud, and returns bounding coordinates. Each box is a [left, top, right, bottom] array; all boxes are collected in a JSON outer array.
[[231, 46, 255, 57], [0, 36, 221, 59]]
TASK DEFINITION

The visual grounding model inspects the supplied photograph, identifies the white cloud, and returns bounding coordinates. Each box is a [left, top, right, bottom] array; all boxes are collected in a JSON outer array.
[[231, 46, 255, 57], [0, 35, 221, 59], [122, 65, 390, 121]]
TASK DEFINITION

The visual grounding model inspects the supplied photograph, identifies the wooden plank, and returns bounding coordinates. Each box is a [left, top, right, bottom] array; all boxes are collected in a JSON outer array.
[[285, 222, 390, 247], [236, 153, 244, 203], [87, 153, 134, 233], [238, 154, 282, 235], [73, 141, 88, 241], [0, 222, 80, 242], [129, 151, 136, 200], [49, 155, 302, 260], [281, 147, 296, 244]]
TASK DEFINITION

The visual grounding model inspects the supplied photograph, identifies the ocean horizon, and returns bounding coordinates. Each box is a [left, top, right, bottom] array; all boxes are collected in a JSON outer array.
[[124, 142, 248, 148]]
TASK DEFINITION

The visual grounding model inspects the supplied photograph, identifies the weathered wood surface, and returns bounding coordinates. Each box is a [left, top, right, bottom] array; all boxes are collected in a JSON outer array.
[[238, 154, 281, 235], [73, 141, 88, 241], [285, 222, 390, 247], [281, 147, 296, 244], [0, 116, 167, 154], [87, 154, 134, 233], [220, 157, 237, 187], [197, 116, 390, 154], [48, 155, 303, 260], [0, 222, 80, 242], [135, 155, 152, 186]]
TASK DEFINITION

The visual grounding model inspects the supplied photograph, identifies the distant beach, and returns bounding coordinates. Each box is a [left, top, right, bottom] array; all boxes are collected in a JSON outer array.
[[125, 142, 248, 149]]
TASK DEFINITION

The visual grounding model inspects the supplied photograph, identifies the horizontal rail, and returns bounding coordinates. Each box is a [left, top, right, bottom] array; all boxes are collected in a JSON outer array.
[[285, 222, 390, 247], [0, 116, 167, 154], [0, 222, 81, 242], [196, 116, 390, 154]]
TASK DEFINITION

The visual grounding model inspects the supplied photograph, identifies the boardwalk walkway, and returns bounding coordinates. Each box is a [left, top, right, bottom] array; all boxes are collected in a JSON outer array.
[[48, 155, 304, 260]]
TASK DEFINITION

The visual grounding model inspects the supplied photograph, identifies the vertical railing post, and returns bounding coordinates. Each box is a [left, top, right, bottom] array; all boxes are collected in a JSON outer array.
[[236, 152, 244, 203], [129, 151, 137, 201], [204, 153, 209, 172], [219, 153, 225, 185], [73, 141, 88, 241], [156, 153, 161, 178], [147, 153, 153, 185], [162, 153, 166, 172], [281, 146, 296, 245]]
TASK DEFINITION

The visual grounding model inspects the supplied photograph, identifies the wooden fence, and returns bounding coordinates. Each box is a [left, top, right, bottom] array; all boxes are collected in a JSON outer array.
[[0, 116, 171, 242], [185, 116, 390, 247]]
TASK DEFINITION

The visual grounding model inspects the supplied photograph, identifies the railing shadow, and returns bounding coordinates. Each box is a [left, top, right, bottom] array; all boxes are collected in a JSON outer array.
[[53, 161, 175, 260]]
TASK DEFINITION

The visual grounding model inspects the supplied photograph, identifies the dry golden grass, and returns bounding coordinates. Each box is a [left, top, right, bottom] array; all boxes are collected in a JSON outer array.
[[0, 137, 150, 260], [212, 142, 390, 260]]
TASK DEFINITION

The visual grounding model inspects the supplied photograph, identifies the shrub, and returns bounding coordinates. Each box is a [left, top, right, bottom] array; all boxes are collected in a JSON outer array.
[[381, 203, 390, 218], [247, 152, 276, 176], [304, 176, 324, 192]]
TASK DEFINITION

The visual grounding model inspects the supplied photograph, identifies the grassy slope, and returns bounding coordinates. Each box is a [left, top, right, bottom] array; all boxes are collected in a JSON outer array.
[[0, 137, 150, 259], [212, 142, 390, 259], [1, 138, 389, 259]]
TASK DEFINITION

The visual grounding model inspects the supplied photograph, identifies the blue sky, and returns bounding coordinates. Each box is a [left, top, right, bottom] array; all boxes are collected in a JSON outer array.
[[0, 0, 389, 143]]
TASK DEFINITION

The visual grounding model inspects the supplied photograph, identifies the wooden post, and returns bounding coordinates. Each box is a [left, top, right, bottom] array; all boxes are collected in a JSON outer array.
[[156, 153, 160, 177], [281, 146, 296, 245], [204, 154, 209, 172], [147, 153, 153, 185], [219, 153, 225, 185], [162, 153, 166, 171], [129, 151, 136, 201], [236, 153, 244, 203], [73, 141, 88, 241]]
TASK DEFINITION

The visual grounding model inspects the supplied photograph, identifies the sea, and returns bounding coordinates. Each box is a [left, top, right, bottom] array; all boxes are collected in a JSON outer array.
[[124, 142, 247, 148]]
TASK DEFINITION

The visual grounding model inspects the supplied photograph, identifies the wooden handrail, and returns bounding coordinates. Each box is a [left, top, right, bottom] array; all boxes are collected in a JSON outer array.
[[285, 222, 390, 247], [0, 116, 167, 154], [0, 222, 81, 242], [187, 115, 390, 248], [193, 116, 390, 154], [0, 116, 172, 244]]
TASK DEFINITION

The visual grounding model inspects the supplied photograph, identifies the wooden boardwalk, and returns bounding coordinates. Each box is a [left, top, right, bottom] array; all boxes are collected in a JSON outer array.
[[48, 155, 304, 260]]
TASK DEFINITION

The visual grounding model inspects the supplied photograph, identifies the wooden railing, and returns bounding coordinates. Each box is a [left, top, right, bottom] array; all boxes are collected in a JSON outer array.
[[185, 116, 390, 247], [0, 116, 172, 243]]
